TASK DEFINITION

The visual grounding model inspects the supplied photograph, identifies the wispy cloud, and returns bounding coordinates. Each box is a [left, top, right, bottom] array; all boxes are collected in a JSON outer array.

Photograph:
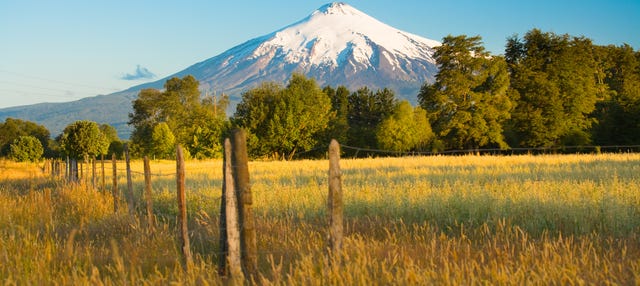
[[121, 65, 156, 80]]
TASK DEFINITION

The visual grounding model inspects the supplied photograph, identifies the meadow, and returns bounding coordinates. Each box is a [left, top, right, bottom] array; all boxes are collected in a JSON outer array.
[[1, 153, 639, 285]]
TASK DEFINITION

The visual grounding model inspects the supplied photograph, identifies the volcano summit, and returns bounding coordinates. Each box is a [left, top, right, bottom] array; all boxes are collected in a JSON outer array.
[[160, 2, 440, 99]]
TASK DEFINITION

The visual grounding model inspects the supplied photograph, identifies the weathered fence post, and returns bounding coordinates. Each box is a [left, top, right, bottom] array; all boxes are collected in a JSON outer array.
[[219, 138, 243, 280], [73, 158, 79, 183], [112, 153, 118, 213], [80, 158, 84, 184], [92, 157, 96, 190], [65, 156, 69, 183], [328, 139, 344, 257], [101, 154, 105, 192], [231, 129, 257, 277], [69, 158, 78, 183], [124, 144, 135, 217], [143, 156, 154, 229], [84, 155, 89, 186], [176, 145, 192, 271]]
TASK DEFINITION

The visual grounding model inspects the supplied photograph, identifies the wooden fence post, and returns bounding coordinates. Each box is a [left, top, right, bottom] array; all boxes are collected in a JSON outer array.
[[231, 129, 257, 277], [84, 155, 89, 186], [92, 157, 96, 190], [72, 158, 78, 183], [101, 154, 105, 192], [143, 156, 154, 229], [65, 156, 69, 183], [328, 139, 344, 257], [176, 145, 192, 270], [112, 153, 118, 213], [80, 158, 84, 184], [124, 144, 135, 217], [219, 138, 243, 280], [73, 158, 79, 183]]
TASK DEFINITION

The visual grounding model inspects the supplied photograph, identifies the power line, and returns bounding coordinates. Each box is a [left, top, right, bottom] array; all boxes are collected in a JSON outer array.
[[0, 88, 87, 100], [0, 69, 119, 92]]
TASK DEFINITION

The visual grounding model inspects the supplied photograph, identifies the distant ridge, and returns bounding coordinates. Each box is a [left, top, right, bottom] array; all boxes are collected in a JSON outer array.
[[0, 2, 440, 138]]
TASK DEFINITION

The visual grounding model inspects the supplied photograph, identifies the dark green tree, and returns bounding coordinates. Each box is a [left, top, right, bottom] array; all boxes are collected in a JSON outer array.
[[592, 44, 640, 145], [9, 136, 44, 162], [346, 87, 397, 149], [233, 81, 282, 157], [0, 118, 50, 157], [419, 35, 512, 150], [59, 120, 109, 159], [322, 85, 351, 144], [505, 29, 600, 147], [233, 73, 334, 159]]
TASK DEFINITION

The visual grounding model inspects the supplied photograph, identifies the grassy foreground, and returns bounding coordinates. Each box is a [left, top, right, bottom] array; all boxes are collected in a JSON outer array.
[[1, 153, 639, 285]]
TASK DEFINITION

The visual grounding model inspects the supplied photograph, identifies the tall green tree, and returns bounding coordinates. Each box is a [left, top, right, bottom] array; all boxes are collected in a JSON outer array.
[[9, 136, 44, 162], [419, 35, 512, 150], [322, 85, 351, 144], [505, 29, 600, 147], [376, 100, 434, 152], [129, 88, 164, 155], [592, 44, 640, 145], [128, 75, 229, 158], [346, 87, 397, 149], [233, 73, 333, 159], [59, 120, 109, 159]]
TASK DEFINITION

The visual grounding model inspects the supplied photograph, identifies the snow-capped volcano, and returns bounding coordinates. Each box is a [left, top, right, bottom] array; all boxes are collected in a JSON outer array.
[[254, 2, 439, 68], [0, 2, 441, 139], [153, 2, 440, 101]]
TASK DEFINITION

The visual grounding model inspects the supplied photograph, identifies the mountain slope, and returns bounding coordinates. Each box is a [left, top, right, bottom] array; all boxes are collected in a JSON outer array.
[[0, 2, 440, 139], [159, 2, 439, 99]]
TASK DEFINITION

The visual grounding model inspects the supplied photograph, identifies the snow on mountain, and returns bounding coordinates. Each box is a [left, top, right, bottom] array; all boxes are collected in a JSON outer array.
[[255, 2, 439, 67], [158, 2, 440, 102]]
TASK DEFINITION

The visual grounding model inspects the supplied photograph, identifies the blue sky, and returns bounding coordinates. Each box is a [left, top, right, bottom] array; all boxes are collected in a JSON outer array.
[[1, 0, 638, 108]]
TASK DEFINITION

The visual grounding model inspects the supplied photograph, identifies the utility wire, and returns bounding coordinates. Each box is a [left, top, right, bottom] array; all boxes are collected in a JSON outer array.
[[0, 69, 118, 91]]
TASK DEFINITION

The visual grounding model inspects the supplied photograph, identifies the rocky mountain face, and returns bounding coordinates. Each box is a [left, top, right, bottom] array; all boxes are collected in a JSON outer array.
[[0, 2, 440, 138]]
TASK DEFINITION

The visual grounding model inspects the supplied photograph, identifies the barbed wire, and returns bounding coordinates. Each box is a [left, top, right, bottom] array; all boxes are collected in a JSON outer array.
[[338, 144, 640, 157]]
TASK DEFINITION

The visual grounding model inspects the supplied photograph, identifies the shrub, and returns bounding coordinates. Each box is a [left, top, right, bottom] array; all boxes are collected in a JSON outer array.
[[9, 136, 44, 162]]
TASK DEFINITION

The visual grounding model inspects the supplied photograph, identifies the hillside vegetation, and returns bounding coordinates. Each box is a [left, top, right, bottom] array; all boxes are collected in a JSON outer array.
[[1, 154, 639, 284]]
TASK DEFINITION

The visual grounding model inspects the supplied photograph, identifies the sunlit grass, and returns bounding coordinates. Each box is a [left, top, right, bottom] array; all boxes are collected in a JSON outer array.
[[1, 154, 639, 284]]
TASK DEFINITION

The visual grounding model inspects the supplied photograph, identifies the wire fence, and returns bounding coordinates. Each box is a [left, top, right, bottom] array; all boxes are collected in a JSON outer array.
[[338, 144, 640, 157], [291, 143, 640, 159], [38, 140, 640, 276]]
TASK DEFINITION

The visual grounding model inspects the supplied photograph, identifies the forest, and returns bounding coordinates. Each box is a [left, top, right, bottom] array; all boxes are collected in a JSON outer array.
[[1, 29, 639, 161]]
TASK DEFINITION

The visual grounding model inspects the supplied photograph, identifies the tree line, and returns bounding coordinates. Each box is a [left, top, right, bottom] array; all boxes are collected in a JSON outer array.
[[1, 29, 638, 161]]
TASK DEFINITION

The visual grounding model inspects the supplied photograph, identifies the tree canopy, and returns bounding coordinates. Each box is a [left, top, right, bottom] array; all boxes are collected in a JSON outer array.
[[0, 118, 50, 157], [9, 136, 44, 162], [505, 29, 600, 147], [128, 75, 229, 159], [376, 100, 434, 152], [59, 120, 109, 159], [346, 87, 397, 150], [233, 73, 333, 159], [419, 35, 512, 150]]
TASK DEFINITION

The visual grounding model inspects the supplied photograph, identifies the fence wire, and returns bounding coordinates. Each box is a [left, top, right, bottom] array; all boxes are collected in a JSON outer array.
[[338, 144, 640, 157]]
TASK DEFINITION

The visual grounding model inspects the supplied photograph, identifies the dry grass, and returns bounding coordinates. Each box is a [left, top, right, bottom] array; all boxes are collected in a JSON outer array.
[[0, 153, 639, 285]]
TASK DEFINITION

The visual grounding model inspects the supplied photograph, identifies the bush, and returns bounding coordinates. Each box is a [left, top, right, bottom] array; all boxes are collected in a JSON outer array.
[[9, 136, 44, 162]]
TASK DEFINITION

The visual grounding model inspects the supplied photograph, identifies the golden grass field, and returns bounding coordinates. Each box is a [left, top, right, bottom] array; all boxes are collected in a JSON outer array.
[[1, 153, 639, 285]]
